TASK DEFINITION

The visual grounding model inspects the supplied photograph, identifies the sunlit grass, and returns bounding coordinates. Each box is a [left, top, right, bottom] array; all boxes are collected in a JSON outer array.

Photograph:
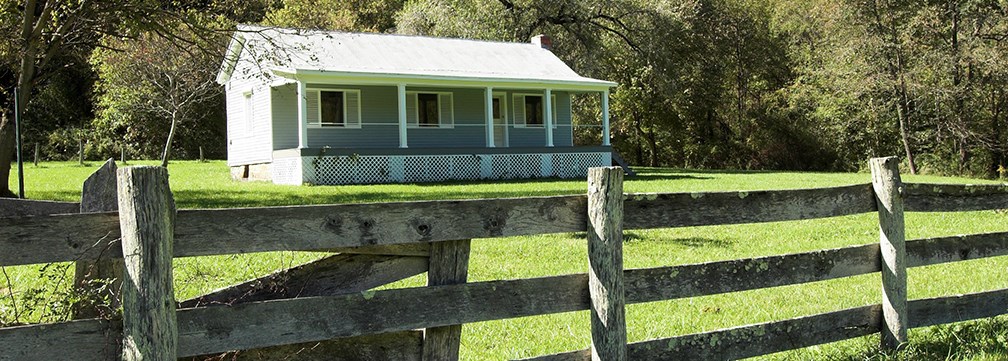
[[4, 161, 1007, 360]]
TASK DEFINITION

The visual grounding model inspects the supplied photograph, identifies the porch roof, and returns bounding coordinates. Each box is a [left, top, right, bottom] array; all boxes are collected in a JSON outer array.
[[218, 25, 616, 91]]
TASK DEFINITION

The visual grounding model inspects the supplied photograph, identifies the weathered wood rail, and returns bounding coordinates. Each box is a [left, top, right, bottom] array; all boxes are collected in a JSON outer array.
[[0, 158, 1006, 361]]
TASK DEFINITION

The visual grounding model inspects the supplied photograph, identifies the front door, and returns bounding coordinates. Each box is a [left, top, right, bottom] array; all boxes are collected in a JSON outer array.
[[492, 96, 508, 147]]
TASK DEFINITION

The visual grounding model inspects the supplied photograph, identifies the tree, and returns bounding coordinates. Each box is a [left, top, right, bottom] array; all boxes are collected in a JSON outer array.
[[263, 0, 404, 32], [92, 27, 223, 167], [0, 0, 213, 197]]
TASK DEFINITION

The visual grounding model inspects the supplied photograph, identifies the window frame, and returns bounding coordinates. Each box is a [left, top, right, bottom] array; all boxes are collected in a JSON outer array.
[[242, 90, 254, 135], [513, 93, 559, 129], [307, 88, 362, 129], [407, 91, 454, 129]]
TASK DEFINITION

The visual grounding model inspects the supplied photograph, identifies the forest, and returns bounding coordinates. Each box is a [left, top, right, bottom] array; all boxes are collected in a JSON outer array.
[[1, 0, 1006, 197]]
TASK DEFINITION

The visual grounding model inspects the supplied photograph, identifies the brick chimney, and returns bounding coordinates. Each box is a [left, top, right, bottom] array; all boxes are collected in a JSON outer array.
[[531, 34, 553, 50]]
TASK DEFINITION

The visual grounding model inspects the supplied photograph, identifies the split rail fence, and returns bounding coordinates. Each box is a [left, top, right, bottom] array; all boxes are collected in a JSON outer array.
[[0, 157, 1007, 360]]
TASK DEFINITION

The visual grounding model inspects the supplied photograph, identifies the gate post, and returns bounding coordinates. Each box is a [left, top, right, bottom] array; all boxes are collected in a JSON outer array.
[[118, 166, 177, 360], [870, 156, 908, 351], [423, 239, 471, 361], [587, 166, 626, 361]]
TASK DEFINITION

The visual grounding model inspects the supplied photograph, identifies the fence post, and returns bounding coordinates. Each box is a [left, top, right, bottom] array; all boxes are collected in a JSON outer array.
[[72, 159, 124, 319], [118, 166, 177, 360], [869, 156, 908, 351], [587, 166, 626, 361], [423, 239, 471, 361]]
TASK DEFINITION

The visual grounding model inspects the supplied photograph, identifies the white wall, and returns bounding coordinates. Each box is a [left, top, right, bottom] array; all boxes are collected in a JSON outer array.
[[225, 55, 274, 167]]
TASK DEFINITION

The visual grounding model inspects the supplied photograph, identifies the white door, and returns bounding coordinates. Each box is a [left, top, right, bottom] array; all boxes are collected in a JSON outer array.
[[492, 96, 507, 147]]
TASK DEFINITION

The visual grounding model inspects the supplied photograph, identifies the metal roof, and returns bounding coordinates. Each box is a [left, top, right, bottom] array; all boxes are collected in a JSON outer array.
[[219, 25, 615, 90]]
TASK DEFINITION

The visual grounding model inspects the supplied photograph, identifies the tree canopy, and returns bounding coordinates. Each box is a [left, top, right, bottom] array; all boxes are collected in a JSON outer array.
[[3, 0, 1007, 197]]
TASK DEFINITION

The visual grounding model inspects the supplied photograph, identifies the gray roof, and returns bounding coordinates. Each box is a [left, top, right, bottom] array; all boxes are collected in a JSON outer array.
[[219, 25, 615, 90]]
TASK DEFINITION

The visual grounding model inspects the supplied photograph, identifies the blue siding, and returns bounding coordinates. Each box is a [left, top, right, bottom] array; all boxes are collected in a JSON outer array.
[[271, 84, 574, 150], [504, 90, 573, 147], [407, 87, 484, 148]]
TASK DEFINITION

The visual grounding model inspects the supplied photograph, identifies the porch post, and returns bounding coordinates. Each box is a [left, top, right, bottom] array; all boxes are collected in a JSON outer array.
[[398, 83, 408, 148], [485, 87, 495, 148], [602, 89, 611, 146], [545, 88, 554, 147], [297, 81, 308, 149]]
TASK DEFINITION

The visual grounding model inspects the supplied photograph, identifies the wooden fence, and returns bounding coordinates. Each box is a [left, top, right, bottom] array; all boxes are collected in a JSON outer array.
[[0, 156, 1006, 360]]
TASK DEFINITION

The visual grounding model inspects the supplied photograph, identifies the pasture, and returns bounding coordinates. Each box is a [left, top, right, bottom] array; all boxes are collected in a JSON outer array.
[[4, 160, 1008, 360]]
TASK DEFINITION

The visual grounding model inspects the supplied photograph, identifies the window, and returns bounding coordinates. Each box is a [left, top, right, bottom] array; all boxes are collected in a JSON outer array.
[[513, 93, 559, 128], [417, 93, 439, 127], [524, 95, 544, 127], [406, 92, 454, 128], [243, 91, 254, 134], [320, 91, 344, 126], [306, 88, 361, 128]]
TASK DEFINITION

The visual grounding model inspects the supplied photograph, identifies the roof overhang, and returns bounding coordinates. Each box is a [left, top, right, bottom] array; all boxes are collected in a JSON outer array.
[[216, 34, 247, 85], [271, 68, 617, 92]]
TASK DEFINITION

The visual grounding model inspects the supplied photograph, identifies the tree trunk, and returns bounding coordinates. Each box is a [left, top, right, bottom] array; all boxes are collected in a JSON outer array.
[[632, 112, 646, 165], [0, 112, 17, 198], [896, 100, 917, 175], [991, 88, 1004, 178], [647, 127, 658, 167], [161, 112, 178, 167], [894, 49, 917, 174]]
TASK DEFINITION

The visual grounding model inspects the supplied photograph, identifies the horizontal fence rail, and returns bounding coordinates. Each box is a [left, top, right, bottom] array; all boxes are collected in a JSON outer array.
[[525, 288, 1008, 361], [523, 305, 884, 361], [904, 183, 1008, 212], [4, 231, 1003, 360], [1, 184, 882, 268], [6, 287, 1004, 361], [4, 182, 1005, 268], [0, 198, 78, 218], [623, 184, 877, 229]]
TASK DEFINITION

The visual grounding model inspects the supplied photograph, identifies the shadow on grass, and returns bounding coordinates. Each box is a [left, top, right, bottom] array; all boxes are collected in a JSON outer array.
[[624, 231, 734, 248], [903, 317, 1008, 359], [402, 175, 584, 188], [632, 167, 779, 175], [841, 316, 1008, 360], [626, 173, 711, 182]]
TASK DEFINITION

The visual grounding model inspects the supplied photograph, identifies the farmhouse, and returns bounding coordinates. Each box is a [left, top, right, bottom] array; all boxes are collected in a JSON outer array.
[[217, 25, 616, 185]]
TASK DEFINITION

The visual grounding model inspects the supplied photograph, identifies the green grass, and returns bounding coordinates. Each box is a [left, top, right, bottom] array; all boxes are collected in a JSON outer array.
[[4, 161, 1008, 360]]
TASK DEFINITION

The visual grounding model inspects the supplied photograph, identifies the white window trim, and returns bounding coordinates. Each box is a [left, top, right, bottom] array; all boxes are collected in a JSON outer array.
[[307, 88, 362, 129], [513, 93, 559, 129], [407, 91, 454, 129], [242, 90, 254, 136]]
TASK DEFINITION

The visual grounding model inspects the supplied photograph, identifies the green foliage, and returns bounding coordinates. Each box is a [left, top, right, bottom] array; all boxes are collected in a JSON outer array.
[[5, 0, 1008, 189], [263, 0, 404, 31], [91, 19, 229, 162]]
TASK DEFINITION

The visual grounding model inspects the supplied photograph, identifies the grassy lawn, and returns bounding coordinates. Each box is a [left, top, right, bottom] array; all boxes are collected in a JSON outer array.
[[4, 160, 1008, 360]]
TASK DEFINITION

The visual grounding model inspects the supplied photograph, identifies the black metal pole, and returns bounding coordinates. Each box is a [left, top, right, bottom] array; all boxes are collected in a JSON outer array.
[[14, 87, 25, 199]]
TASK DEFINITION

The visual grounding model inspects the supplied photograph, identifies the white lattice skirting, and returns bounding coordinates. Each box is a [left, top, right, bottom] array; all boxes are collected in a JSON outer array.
[[271, 152, 611, 185]]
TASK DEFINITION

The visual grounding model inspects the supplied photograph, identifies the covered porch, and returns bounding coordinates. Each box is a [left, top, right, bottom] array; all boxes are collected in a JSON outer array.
[[276, 70, 614, 150], [266, 72, 615, 185]]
